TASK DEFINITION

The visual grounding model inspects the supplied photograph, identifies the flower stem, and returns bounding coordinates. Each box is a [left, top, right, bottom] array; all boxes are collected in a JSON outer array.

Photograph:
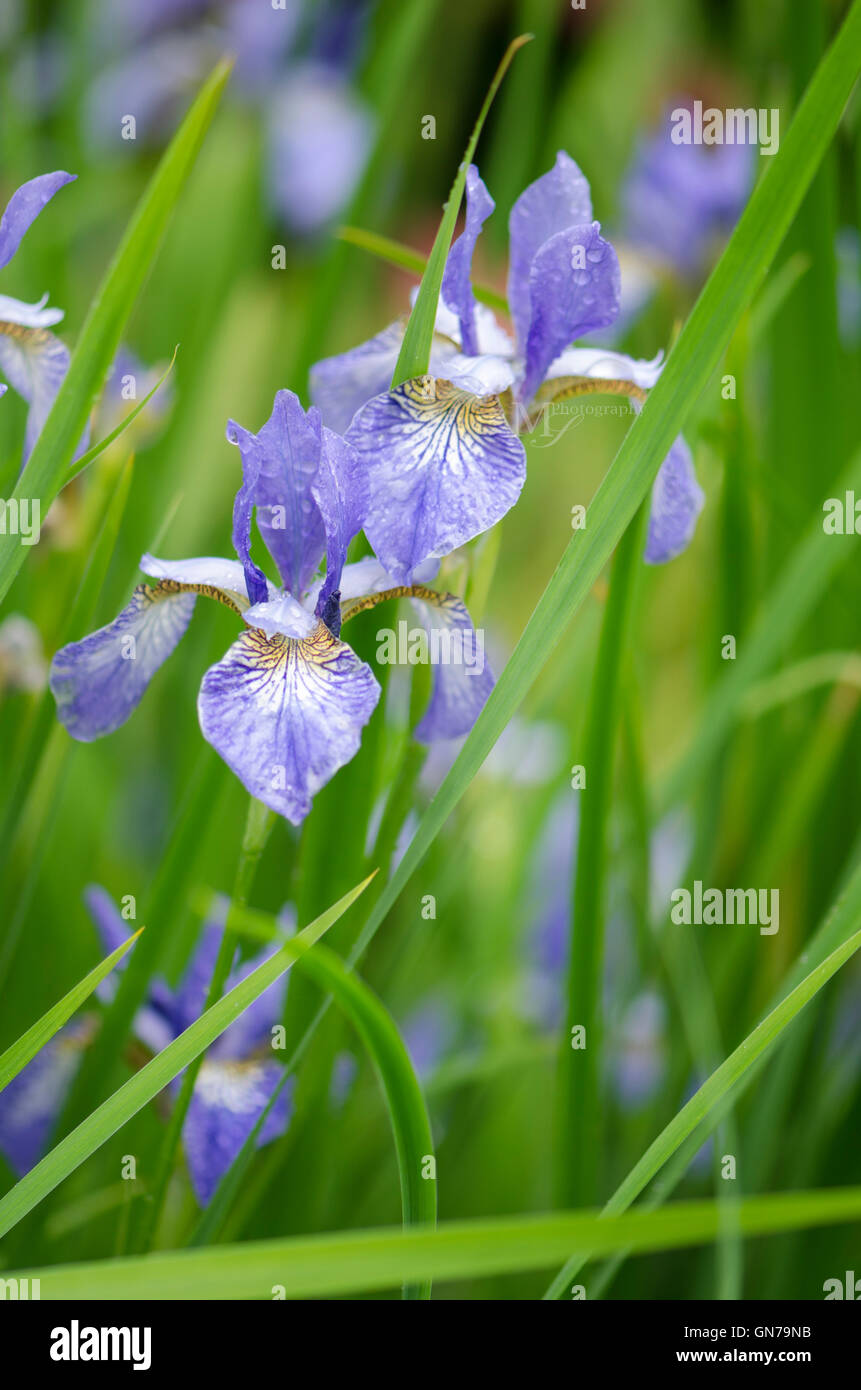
[[554, 501, 648, 1209], [130, 795, 275, 1253]]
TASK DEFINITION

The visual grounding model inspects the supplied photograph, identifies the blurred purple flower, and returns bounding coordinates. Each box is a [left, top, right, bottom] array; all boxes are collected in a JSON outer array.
[[0, 1018, 93, 1177], [86, 886, 292, 1207], [622, 104, 754, 276]]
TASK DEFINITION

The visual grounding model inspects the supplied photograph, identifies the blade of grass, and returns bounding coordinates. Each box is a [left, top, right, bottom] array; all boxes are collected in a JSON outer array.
[[391, 34, 532, 387], [0, 876, 373, 1239], [194, 936, 436, 1299], [556, 501, 648, 1208], [0, 931, 141, 1091], [63, 347, 178, 485], [0, 59, 231, 602], [12, 1188, 861, 1299], [543, 917, 861, 1297]]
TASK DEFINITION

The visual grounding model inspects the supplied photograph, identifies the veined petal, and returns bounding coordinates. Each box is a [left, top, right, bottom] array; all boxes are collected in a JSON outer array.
[[507, 151, 593, 351], [0, 171, 76, 270], [410, 590, 494, 742], [309, 320, 405, 435], [198, 622, 381, 824], [520, 221, 621, 404], [336, 554, 440, 605], [50, 581, 197, 741], [644, 434, 705, 564], [243, 591, 318, 640], [346, 376, 526, 582], [227, 390, 326, 600], [310, 426, 368, 627], [183, 1059, 293, 1206], [0, 318, 71, 460], [441, 164, 495, 356]]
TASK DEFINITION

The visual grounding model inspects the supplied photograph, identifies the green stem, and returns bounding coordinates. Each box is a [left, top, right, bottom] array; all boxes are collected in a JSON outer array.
[[555, 502, 648, 1209], [130, 795, 275, 1253]]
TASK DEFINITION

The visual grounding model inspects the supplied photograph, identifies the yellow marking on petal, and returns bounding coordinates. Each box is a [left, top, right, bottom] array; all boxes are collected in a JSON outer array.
[[241, 619, 347, 670], [532, 375, 649, 408], [341, 585, 453, 625], [141, 578, 249, 616], [401, 376, 509, 440], [0, 319, 54, 349]]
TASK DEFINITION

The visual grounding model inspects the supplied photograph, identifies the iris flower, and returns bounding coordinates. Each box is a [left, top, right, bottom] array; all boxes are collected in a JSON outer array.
[[0, 170, 76, 459], [50, 390, 492, 823], [311, 153, 704, 575], [87, 887, 292, 1208], [0, 1018, 93, 1177]]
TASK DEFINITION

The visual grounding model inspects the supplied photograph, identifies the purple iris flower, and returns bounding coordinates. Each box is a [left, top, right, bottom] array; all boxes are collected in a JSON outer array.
[[311, 153, 704, 576], [0, 171, 76, 460], [85, 885, 292, 1208], [623, 105, 754, 277], [49, 390, 492, 823]]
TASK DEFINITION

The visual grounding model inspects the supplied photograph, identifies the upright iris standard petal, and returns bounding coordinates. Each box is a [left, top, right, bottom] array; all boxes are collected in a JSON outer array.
[[346, 376, 526, 583], [0, 318, 71, 460], [310, 426, 368, 627], [410, 590, 494, 742], [507, 151, 593, 350], [198, 620, 381, 824], [211, 949, 288, 1062], [644, 433, 705, 564], [0, 171, 76, 270], [519, 222, 621, 404], [183, 1060, 293, 1207], [441, 165, 495, 356], [50, 582, 197, 741], [227, 390, 327, 599]]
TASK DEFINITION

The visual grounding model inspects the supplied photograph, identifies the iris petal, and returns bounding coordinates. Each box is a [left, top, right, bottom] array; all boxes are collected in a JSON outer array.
[[227, 390, 327, 600], [410, 590, 494, 742], [198, 621, 381, 824], [0, 317, 72, 460], [346, 376, 526, 582], [50, 581, 196, 741], [520, 221, 621, 404], [309, 320, 406, 435], [0, 171, 76, 270], [441, 164, 495, 356], [644, 434, 705, 564], [0, 1022, 89, 1176], [310, 425, 368, 626], [183, 1059, 292, 1206], [507, 151, 593, 352]]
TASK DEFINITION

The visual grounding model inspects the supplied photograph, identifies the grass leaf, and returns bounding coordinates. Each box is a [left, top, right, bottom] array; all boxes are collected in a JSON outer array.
[[0, 932, 141, 1093]]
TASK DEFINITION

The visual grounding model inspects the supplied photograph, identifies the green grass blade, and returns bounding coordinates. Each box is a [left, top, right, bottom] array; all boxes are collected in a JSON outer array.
[[349, 0, 861, 973], [285, 940, 436, 1299], [0, 58, 232, 603], [543, 918, 861, 1298], [0, 931, 141, 1092], [11, 1188, 861, 1299], [0, 876, 373, 1238], [391, 34, 532, 387], [63, 347, 178, 485], [337, 226, 509, 314], [557, 502, 647, 1208]]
